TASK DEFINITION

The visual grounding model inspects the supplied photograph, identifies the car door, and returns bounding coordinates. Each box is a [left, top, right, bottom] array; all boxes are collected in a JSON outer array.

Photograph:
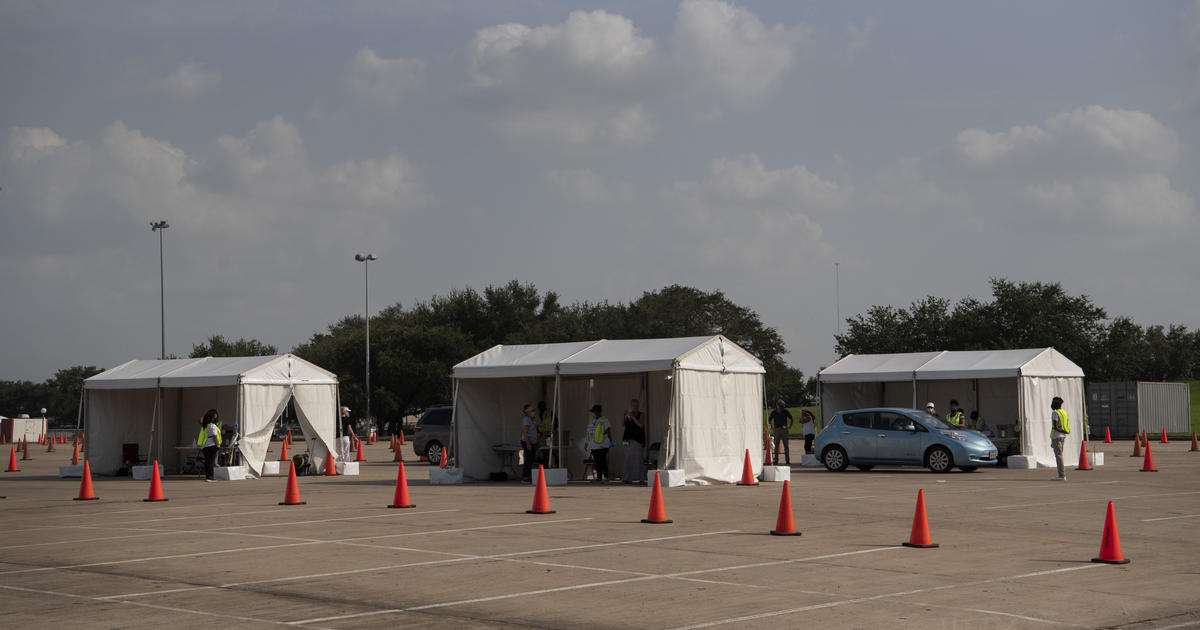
[[837, 412, 877, 463], [873, 411, 926, 464]]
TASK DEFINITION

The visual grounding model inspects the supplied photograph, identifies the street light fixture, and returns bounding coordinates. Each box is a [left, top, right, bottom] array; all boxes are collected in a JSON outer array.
[[354, 253, 377, 428], [150, 220, 170, 359]]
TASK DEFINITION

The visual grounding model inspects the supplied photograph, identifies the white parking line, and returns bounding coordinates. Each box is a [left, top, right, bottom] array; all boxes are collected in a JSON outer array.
[[985, 490, 1200, 510], [906, 601, 1081, 626], [1142, 513, 1200, 522], [667, 564, 1104, 629]]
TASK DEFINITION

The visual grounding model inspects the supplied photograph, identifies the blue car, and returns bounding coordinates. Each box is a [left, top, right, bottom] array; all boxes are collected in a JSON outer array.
[[814, 408, 999, 473]]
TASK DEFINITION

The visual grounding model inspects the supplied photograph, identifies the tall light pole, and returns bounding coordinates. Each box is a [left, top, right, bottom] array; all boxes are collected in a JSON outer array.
[[354, 254, 377, 427], [834, 261, 841, 338], [150, 220, 170, 359]]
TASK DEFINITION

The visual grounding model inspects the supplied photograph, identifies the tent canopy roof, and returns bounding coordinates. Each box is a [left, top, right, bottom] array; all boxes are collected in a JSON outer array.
[[84, 354, 338, 389], [453, 335, 764, 379], [819, 348, 1084, 383]]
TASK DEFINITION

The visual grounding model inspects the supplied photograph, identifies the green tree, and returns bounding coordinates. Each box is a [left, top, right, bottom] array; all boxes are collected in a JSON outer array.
[[190, 335, 278, 358]]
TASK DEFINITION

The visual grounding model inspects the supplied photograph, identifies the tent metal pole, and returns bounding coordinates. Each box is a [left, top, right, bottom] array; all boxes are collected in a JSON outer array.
[[553, 372, 561, 470]]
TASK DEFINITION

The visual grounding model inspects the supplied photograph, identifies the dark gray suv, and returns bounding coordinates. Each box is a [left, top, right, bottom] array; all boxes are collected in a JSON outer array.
[[412, 406, 452, 465]]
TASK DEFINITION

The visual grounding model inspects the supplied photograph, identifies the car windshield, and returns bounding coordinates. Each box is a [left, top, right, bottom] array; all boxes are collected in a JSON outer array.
[[919, 414, 958, 430]]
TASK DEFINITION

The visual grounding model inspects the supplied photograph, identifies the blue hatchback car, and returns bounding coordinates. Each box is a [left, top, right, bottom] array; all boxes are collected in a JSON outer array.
[[814, 408, 999, 473]]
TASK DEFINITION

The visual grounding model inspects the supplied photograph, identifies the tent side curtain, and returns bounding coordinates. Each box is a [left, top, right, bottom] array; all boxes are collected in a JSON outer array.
[[87, 388, 158, 474], [292, 382, 339, 471], [237, 384, 293, 476], [675, 369, 762, 484], [1020, 375, 1084, 468]]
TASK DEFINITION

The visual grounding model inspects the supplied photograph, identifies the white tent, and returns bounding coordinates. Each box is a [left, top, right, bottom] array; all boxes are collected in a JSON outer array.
[[83, 354, 340, 476], [452, 335, 765, 485], [819, 348, 1085, 468]]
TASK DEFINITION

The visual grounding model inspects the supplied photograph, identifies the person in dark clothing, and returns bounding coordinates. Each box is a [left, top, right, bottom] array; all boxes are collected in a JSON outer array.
[[768, 400, 794, 464], [197, 409, 222, 482]]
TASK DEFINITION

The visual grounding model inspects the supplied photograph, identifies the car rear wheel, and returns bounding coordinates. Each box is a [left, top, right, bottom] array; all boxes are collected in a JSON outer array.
[[855, 465, 874, 471], [822, 446, 848, 472], [926, 446, 953, 473], [425, 441, 443, 465], [960, 466, 978, 472]]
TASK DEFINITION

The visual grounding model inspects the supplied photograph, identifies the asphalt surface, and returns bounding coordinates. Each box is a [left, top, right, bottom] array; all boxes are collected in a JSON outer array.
[[0, 438, 1197, 629]]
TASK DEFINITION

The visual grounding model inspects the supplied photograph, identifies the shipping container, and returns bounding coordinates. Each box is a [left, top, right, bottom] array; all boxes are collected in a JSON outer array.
[[1085, 382, 1191, 439]]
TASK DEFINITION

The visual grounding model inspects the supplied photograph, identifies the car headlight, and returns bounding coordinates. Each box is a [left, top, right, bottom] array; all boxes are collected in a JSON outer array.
[[941, 431, 971, 442]]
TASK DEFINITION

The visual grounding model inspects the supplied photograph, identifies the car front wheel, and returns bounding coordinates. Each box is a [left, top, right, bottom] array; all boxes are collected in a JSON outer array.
[[425, 441, 443, 465], [823, 446, 849, 472], [926, 446, 953, 473]]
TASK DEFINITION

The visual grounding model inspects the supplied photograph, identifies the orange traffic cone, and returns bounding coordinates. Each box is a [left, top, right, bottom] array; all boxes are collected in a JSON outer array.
[[398, 431, 406, 445], [387, 461, 415, 508], [1091, 500, 1130, 564], [278, 439, 290, 462], [392, 442, 403, 462], [46, 437, 55, 453], [1103, 427, 1112, 443], [1160, 427, 1168, 443], [324, 451, 337, 476], [369, 429, 376, 445], [1190, 432, 1199, 452], [737, 449, 758, 486], [1141, 430, 1148, 447], [1140, 442, 1157, 472], [144, 460, 167, 502], [770, 480, 800, 536], [70, 442, 79, 466], [389, 434, 397, 451], [1077, 441, 1093, 471], [5, 447, 17, 472], [355, 438, 366, 462], [21, 438, 30, 461], [901, 489, 938, 548], [642, 471, 672, 524], [74, 461, 98, 501], [279, 461, 306, 505], [286, 430, 293, 446], [1131, 436, 1143, 458], [438, 446, 447, 469], [527, 464, 556, 514]]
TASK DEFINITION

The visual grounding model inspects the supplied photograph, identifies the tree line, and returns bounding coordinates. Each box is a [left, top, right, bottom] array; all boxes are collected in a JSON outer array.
[[835, 278, 1200, 382]]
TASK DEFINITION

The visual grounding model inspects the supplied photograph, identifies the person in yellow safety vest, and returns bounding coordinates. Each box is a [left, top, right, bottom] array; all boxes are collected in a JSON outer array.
[[196, 408, 223, 482], [536, 400, 558, 467], [945, 399, 964, 428], [1049, 396, 1070, 481], [586, 404, 613, 483]]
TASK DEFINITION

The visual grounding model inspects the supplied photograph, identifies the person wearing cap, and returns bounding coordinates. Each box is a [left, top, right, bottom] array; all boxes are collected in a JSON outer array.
[[196, 409, 222, 482], [925, 402, 938, 418], [339, 407, 355, 463], [586, 404, 613, 483], [945, 400, 964, 427], [1050, 396, 1070, 481], [768, 400, 794, 464]]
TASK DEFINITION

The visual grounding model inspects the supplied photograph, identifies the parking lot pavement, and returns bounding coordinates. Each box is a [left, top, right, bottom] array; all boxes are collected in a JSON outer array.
[[0, 439, 1197, 628]]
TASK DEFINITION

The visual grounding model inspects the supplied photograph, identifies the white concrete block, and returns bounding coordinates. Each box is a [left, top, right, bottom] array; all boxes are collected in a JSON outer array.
[[1007, 455, 1036, 469], [336, 462, 359, 475], [59, 464, 83, 478], [131, 463, 163, 480], [654, 469, 686, 487], [760, 465, 791, 482], [213, 465, 247, 480], [261, 460, 281, 476], [430, 467, 464, 484], [533, 467, 568, 486], [1088, 452, 1104, 466]]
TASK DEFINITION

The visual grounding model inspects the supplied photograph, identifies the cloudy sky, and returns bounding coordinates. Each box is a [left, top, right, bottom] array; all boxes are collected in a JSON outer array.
[[2, 1, 1198, 383]]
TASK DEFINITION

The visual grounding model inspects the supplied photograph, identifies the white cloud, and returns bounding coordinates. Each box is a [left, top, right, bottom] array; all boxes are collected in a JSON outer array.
[[4, 126, 66, 164], [345, 47, 426, 108], [152, 62, 221, 101], [497, 104, 655, 148], [846, 17, 877, 63], [660, 154, 840, 271], [542, 168, 633, 205], [325, 154, 427, 208], [201, 116, 312, 198], [671, 0, 810, 102]]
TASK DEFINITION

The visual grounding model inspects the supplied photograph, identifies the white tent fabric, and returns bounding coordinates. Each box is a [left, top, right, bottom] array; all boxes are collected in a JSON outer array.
[[819, 348, 1085, 468], [452, 336, 765, 485], [83, 354, 339, 476]]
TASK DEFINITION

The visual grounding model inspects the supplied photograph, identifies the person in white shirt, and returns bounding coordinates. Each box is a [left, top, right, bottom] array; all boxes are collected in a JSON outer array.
[[800, 409, 816, 455], [196, 409, 222, 482]]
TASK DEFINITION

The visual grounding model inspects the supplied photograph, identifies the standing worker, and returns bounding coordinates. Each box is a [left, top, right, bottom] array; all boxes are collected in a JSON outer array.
[[621, 398, 646, 484], [586, 404, 613, 483], [1050, 396, 1070, 481], [800, 409, 817, 456], [768, 400, 794, 465], [197, 409, 222, 482], [925, 402, 938, 418], [945, 400, 964, 427], [339, 407, 355, 463], [520, 404, 538, 483]]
